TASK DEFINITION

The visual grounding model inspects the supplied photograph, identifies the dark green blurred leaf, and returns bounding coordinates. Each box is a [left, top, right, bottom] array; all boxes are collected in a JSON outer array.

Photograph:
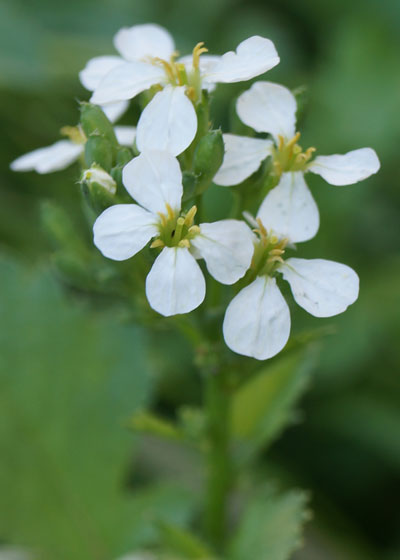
[[0, 256, 192, 559]]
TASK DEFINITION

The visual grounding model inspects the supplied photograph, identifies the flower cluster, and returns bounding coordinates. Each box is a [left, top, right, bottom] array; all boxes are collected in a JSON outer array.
[[11, 23, 380, 360]]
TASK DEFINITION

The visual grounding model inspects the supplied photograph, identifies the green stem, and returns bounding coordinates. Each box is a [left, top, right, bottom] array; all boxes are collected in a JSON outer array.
[[204, 368, 232, 551]]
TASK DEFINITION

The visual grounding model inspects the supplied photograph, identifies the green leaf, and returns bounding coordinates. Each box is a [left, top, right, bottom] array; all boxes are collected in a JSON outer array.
[[0, 257, 192, 559], [231, 350, 314, 463], [158, 522, 215, 559], [228, 487, 310, 560]]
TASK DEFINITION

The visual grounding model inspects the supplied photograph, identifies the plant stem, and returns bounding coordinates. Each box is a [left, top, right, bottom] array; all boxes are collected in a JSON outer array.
[[204, 368, 232, 551]]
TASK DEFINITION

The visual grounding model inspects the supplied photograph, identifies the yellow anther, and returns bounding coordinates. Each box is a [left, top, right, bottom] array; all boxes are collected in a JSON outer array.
[[157, 212, 167, 227], [60, 125, 85, 144], [188, 225, 201, 235], [165, 203, 175, 220], [178, 239, 190, 248], [255, 218, 266, 236], [192, 41, 208, 69], [270, 235, 278, 244], [184, 205, 197, 227], [150, 238, 165, 249], [286, 132, 301, 150], [152, 57, 176, 82], [277, 135, 285, 151]]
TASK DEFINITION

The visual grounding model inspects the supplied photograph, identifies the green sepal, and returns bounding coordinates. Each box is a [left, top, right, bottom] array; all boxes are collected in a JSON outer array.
[[182, 171, 198, 202], [193, 129, 224, 194], [80, 102, 118, 150], [84, 134, 113, 171]]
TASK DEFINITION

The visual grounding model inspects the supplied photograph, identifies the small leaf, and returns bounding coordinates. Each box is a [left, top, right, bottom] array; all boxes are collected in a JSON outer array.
[[158, 522, 215, 559], [228, 487, 311, 560], [231, 349, 314, 463]]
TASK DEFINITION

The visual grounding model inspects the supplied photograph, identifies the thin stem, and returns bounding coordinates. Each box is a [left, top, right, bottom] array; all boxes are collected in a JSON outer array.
[[204, 368, 232, 551]]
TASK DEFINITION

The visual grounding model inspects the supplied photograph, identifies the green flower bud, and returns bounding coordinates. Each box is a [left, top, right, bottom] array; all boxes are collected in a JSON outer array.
[[116, 146, 133, 166], [193, 129, 224, 193], [81, 165, 117, 213], [84, 134, 113, 171], [80, 102, 118, 150]]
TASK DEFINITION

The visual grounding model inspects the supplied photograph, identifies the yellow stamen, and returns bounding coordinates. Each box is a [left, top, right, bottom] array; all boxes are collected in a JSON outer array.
[[152, 57, 175, 82], [178, 239, 190, 248], [286, 132, 301, 151], [255, 218, 267, 239], [60, 125, 85, 144], [188, 225, 201, 235], [150, 238, 165, 249], [184, 205, 197, 227], [165, 203, 175, 220], [192, 42, 208, 69]]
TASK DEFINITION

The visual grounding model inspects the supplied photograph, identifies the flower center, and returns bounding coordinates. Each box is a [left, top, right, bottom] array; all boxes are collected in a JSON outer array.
[[60, 125, 86, 144], [272, 132, 316, 175], [151, 204, 201, 249], [149, 42, 208, 103], [251, 218, 288, 276]]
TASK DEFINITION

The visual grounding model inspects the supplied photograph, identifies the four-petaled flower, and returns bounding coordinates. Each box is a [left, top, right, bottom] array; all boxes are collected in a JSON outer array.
[[222, 192, 360, 360], [81, 24, 279, 157], [214, 81, 380, 241], [93, 150, 254, 316]]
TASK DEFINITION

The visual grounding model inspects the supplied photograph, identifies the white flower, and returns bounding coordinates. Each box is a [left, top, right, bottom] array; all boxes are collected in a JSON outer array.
[[214, 81, 380, 240], [222, 195, 359, 360], [85, 24, 279, 155], [10, 121, 136, 175], [93, 150, 254, 316]]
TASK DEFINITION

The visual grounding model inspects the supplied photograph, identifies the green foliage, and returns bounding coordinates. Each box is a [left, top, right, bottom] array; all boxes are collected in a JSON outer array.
[[0, 257, 194, 559], [228, 487, 310, 560], [231, 350, 313, 463]]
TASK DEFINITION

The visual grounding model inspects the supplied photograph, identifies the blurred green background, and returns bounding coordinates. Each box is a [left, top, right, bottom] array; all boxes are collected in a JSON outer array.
[[1, 0, 400, 558]]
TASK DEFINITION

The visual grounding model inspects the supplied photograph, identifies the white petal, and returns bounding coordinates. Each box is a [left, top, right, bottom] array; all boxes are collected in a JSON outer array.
[[237, 81, 297, 141], [93, 204, 158, 261], [122, 151, 182, 214], [191, 220, 254, 284], [257, 172, 319, 243], [102, 100, 129, 123], [308, 148, 381, 186], [136, 86, 197, 157], [213, 133, 272, 186], [114, 126, 136, 147], [90, 61, 166, 105], [79, 56, 125, 91], [280, 258, 359, 317], [114, 24, 175, 61], [223, 276, 290, 360], [10, 140, 82, 174], [204, 36, 279, 84], [146, 247, 205, 316]]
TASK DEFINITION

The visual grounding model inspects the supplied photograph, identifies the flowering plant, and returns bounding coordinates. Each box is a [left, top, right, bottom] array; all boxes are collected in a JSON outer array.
[[11, 23, 380, 559]]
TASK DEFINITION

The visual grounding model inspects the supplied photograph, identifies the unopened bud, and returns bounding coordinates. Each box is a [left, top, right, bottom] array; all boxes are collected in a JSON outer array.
[[193, 129, 224, 193], [84, 134, 113, 171], [80, 103, 118, 151], [81, 165, 117, 213]]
